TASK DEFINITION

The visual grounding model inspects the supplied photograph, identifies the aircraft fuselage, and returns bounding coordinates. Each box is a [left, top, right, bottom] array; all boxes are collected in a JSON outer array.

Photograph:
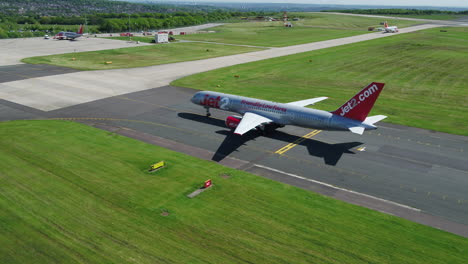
[[191, 91, 376, 132]]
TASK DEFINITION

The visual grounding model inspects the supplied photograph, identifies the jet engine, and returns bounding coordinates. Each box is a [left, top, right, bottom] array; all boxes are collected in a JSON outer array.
[[225, 115, 242, 129]]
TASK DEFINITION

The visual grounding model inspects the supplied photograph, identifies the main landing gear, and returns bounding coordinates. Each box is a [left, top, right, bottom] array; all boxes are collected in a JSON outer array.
[[205, 107, 211, 117], [256, 123, 284, 136]]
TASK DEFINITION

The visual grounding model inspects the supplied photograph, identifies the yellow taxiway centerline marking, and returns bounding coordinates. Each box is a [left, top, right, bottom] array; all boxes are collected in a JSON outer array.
[[275, 130, 322, 155]]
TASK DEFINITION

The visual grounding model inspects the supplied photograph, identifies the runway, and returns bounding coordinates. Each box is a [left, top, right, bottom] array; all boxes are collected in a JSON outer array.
[[1, 85, 466, 236]]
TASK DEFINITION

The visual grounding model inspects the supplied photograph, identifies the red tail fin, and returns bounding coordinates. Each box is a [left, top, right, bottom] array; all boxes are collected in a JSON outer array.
[[331, 82, 385, 122], [77, 25, 83, 34], [384, 21, 388, 28]]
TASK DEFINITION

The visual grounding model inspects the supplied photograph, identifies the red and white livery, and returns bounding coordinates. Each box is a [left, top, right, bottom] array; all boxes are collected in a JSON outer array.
[[191, 82, 387, 136], [54, 25, 84, 40], [384, 21, 399, 33]]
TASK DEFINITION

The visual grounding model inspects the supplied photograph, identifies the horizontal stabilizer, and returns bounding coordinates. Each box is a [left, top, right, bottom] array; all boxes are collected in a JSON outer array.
[[286, 97, 328, 107], [348, 126, 365, 135], [364, 115, 387, 125]]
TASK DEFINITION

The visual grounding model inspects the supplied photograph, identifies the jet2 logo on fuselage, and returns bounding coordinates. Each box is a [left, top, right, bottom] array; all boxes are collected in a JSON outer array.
[[339, 84, 379, 116], [201, 94, 230, 110]]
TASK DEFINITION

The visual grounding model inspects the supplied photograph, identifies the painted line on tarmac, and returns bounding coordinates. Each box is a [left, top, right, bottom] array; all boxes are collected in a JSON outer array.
[[275, 130, 321, 155], [254, 164, 421, 212]]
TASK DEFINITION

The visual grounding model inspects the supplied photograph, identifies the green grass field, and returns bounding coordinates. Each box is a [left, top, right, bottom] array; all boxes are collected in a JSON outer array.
[[21, 42, 263, 70], [174, 27, 468, 135], [1, 120, 466, 263], [176, 13, 420, 47]]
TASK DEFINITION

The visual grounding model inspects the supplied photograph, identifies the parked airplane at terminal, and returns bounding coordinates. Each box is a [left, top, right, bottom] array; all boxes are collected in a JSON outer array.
[[384, 21, 399, 33], [191, 82, 387, 135], [54, 25, 84, 40]]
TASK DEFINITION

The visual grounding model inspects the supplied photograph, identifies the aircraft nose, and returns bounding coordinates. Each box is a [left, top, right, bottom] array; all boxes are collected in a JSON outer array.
[[190, 93, 201, 104]]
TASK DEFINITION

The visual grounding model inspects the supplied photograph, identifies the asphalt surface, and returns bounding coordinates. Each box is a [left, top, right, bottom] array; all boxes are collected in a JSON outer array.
[[0, 64, 79, 83], [2, 85, 466, 237], [0, 36, 150, 66]]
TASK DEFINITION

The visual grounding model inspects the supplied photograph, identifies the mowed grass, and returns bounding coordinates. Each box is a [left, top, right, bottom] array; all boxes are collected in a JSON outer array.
[[176, 13, 420, 47], [174, 27, 468, 135], [0, 120, 466, 263], [21, 42, 263, 70]]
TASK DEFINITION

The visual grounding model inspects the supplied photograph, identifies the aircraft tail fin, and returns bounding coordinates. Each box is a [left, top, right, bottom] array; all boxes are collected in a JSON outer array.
[[384, 21, 388, 28], [77, 25, 84, 34], [331, 82, 385, 122]]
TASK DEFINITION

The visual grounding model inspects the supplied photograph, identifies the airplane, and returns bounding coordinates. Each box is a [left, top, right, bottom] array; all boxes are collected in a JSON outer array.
[[190, 82, 387, 136], [54, 25, 84, 40], [384, 21, 399, 33]]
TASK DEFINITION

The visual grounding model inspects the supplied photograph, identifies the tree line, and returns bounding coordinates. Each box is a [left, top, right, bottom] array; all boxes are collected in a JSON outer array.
[[0, 10, 262, 38]]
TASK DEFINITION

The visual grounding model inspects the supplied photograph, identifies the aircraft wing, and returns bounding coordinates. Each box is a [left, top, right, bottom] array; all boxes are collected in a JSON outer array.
[[286, 97, 328, 107], [234, 112, 273, 135]]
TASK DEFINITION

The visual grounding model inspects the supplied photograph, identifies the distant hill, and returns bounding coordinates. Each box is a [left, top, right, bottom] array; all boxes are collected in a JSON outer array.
[[125, 1, 468, 12], [0, 0, 224, 16]]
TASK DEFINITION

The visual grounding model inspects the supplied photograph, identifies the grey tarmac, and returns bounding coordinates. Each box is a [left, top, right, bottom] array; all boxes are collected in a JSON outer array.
[[0, 36, 150, 66]]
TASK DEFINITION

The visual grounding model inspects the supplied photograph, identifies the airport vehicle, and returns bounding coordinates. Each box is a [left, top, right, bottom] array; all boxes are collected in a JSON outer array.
[[44, 35, 49, 39], [54, 25, 84, 40], [191, 82, 387, 135], [384, 21, 399, 33]]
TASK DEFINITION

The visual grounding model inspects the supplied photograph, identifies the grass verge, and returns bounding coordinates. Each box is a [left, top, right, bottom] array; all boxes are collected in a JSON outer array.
[[173, 27, 468, 135], [21, 42, 263, 70], [176, 13, 420, 47], [0, 120, 466, 263]]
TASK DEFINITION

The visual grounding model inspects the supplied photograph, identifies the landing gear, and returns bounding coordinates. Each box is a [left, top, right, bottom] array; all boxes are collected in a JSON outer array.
[[256, 123, 282, 136], [205, 107, 211, 117]]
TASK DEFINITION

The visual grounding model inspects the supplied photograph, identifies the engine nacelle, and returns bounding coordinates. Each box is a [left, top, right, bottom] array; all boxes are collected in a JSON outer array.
[[225, 115, 242, 129]]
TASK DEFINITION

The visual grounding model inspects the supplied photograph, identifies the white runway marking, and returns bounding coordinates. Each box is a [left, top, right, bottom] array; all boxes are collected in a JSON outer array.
[[254, 164, 421, 212]]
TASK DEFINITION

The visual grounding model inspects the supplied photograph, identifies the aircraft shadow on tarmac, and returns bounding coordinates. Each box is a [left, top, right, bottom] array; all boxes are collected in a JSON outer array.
[[178, 113, 362, 166]]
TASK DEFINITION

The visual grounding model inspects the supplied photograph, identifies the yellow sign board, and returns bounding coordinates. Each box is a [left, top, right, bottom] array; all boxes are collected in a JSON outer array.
[[149, 161, 165, 171]]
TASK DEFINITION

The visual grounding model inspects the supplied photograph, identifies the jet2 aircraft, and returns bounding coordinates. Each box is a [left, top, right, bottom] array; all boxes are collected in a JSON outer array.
[[191, 82, 387, 135], [54, 25, 84, 40]]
